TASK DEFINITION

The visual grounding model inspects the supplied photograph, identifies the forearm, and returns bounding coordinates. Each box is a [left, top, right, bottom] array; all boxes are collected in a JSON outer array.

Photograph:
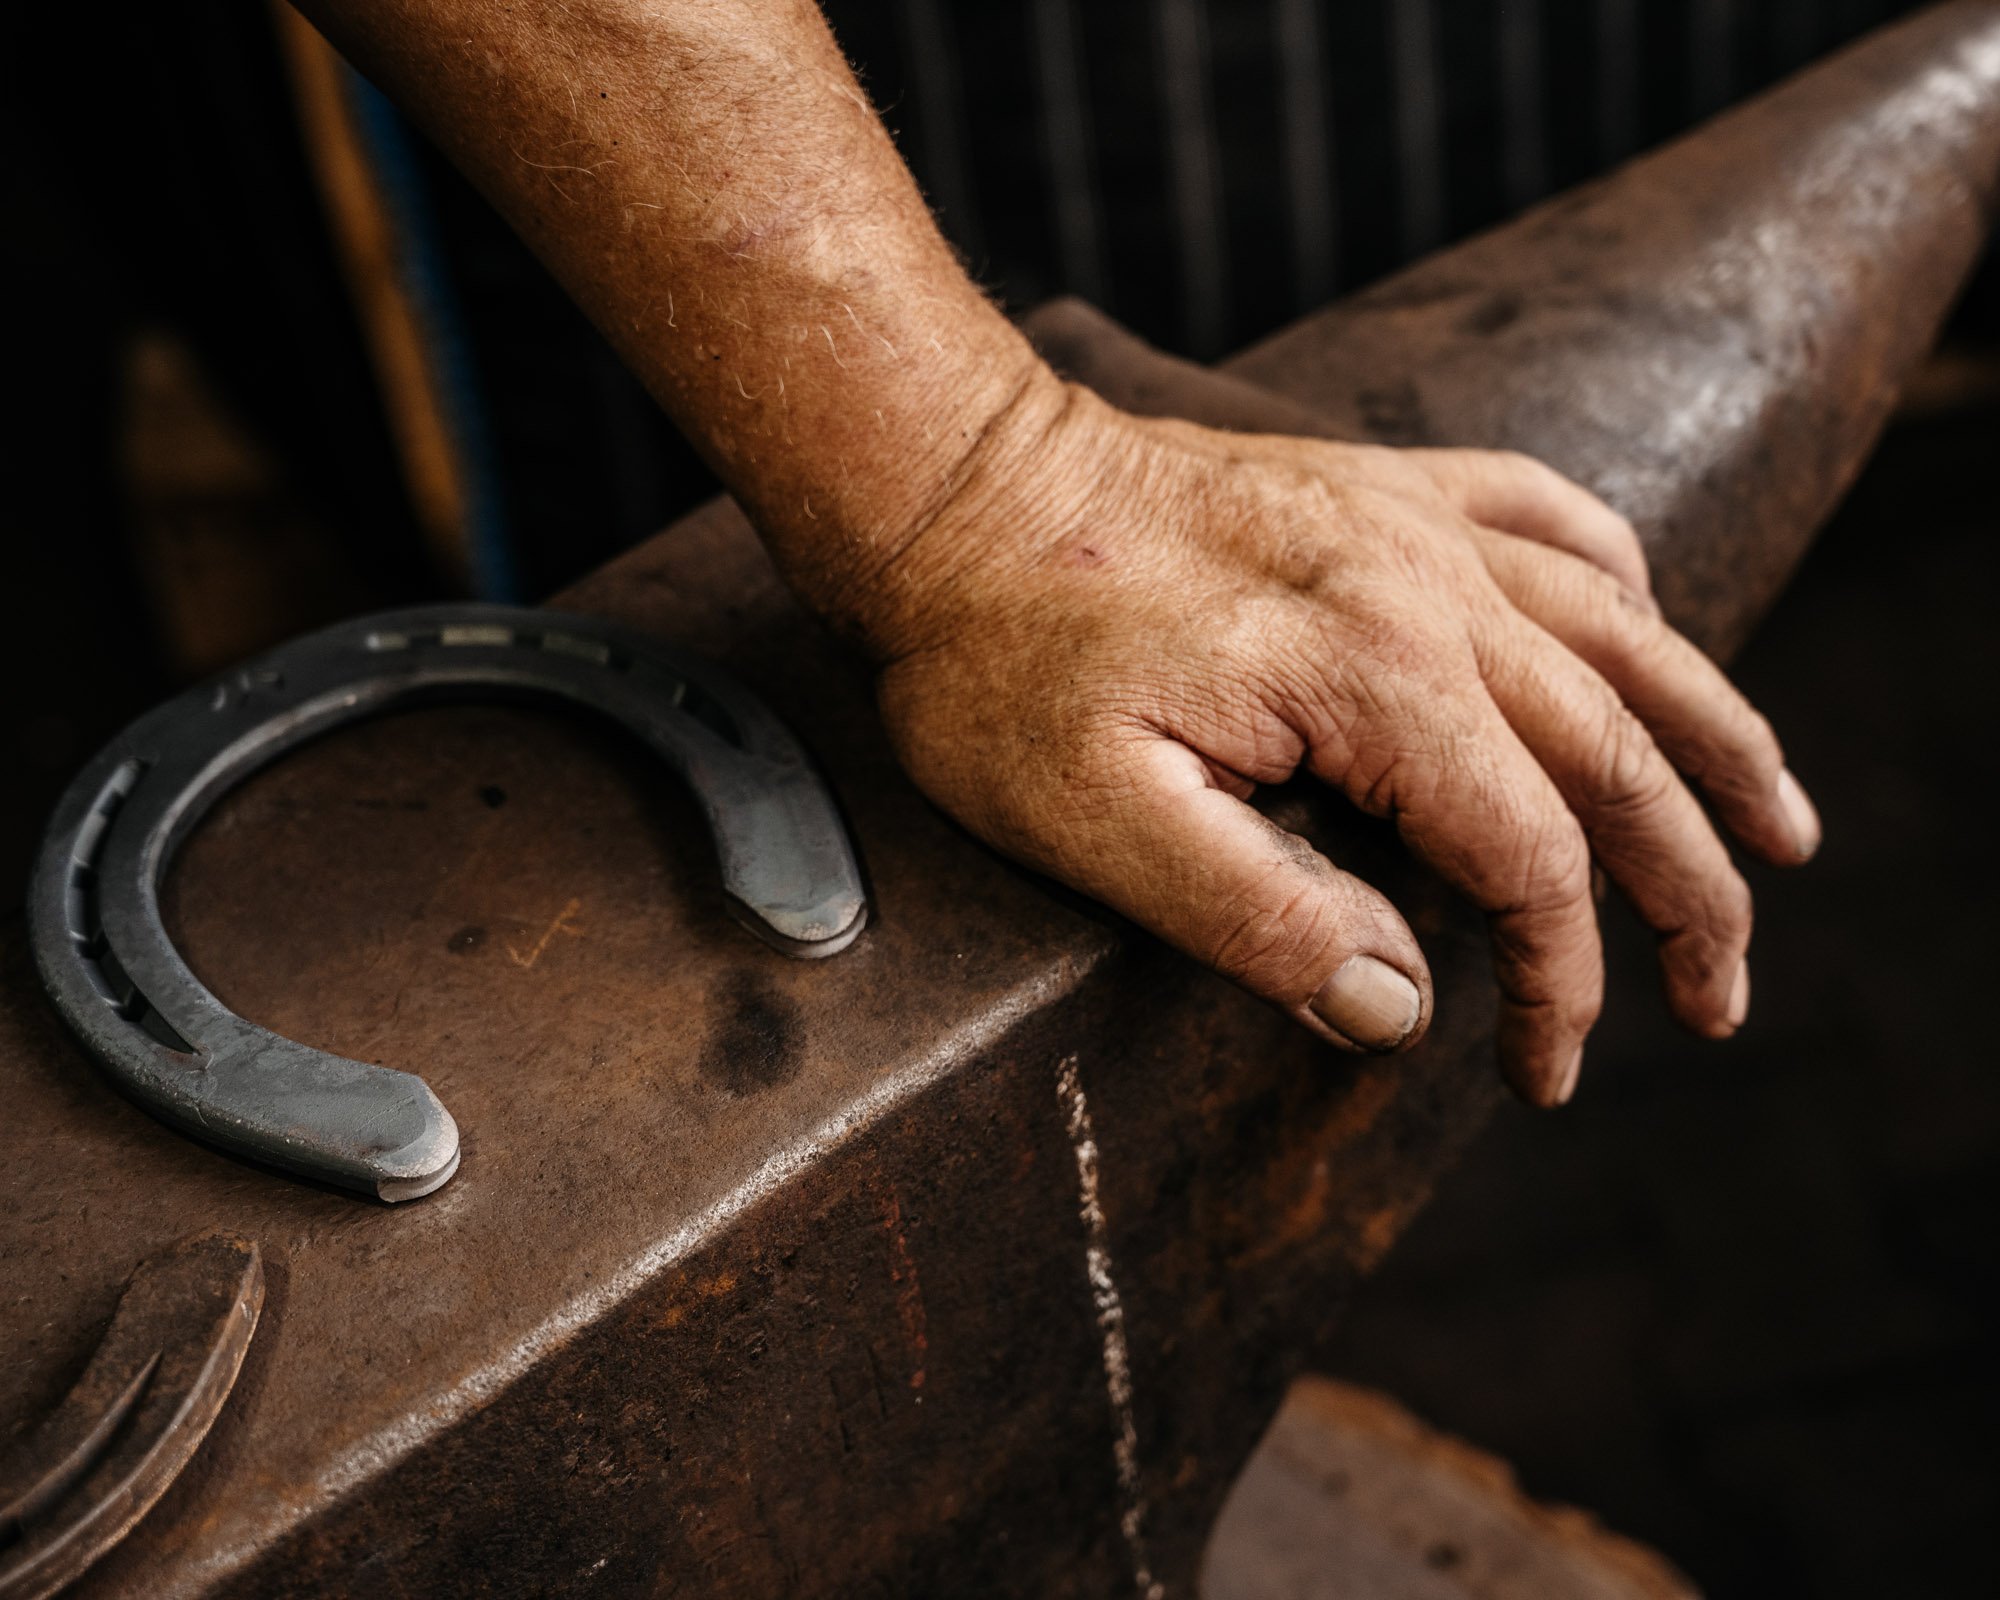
[[293, 0, 1052, 642]]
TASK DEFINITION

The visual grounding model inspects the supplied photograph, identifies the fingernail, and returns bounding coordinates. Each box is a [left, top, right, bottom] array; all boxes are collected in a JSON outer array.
[[1311, 955, 1421, 1051], [1726, 958, 1751, 1030], [1555, 1045, 1584, 1106], [1776, 768, 1821, 861]]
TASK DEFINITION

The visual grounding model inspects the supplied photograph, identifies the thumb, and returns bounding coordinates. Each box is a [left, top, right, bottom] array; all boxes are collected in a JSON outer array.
[[1057, 737, 1433, 1052]]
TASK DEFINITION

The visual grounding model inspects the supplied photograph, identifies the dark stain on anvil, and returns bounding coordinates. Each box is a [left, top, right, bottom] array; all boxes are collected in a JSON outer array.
[[1459, 292, 1524, 337], [1354, 379, 1431, 444], [699, 972, 802, 1092]]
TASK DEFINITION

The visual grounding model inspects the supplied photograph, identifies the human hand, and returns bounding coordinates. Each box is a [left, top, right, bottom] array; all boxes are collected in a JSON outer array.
[[842, 377, 1821, 1106], [302, 0, 1820, 1105]]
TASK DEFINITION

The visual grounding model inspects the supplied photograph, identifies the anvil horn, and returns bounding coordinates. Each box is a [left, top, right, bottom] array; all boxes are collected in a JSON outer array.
[[1037, 0, 2000, 661]]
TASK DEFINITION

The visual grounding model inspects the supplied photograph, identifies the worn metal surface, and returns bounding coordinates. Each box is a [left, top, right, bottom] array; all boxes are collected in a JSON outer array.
[[27, 605, 865, 1202], [0, 1234, 261, 1600], [1, 7, 1996, 1596]]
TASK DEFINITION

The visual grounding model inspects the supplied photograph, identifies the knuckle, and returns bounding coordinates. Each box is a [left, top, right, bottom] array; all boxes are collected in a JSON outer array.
[[1204, 877, 1329, 987], [1691, 699, 1786, 809], [1333, 441, 1408, 483], [1520, 811, 1594, 911], [1563, 984, 1606, 1037], [1370, 619, 1458, 683], [1707, 868, 1755, 944], [1575, 555, 1635, 616], [1503, 926, 1602, 1032], [1590, 708, 1670, 813], [1499, 449, 1580, 505], [1673, 868, 1753, 987], [1732, 704, 1783, 773], [1594, 572, 1672, 660]]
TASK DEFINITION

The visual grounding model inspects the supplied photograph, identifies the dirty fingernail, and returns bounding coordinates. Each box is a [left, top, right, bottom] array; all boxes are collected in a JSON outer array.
[[1777, 768, 1821, 861], [1555, 1045, 1584, 1106], [1311, 955, 1421, 1051], [1726, 958, 1751, 1030]]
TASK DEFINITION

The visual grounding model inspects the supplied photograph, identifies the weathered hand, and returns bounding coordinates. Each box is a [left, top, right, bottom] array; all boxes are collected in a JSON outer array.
[[852, 380, 1821, 1106], [303, 0, 1819, 1106]]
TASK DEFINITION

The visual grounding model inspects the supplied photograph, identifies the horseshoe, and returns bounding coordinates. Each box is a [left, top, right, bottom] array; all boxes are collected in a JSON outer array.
[[28, 606, 867, 1202]]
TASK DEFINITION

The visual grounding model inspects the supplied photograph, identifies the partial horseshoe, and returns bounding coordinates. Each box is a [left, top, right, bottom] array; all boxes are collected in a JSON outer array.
[[0, 1231, 263, 1600], [27, 605, 868, 1201]]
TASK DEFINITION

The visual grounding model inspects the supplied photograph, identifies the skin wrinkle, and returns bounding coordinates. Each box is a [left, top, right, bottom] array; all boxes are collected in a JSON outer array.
[[301, 0, 1818, 1100], [826, 369, 1054, 653], [1209, 876, 1332, 987]]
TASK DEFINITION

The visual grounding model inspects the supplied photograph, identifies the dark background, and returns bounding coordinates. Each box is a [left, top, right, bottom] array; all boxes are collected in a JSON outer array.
[[2, 3, 1993, 1595]]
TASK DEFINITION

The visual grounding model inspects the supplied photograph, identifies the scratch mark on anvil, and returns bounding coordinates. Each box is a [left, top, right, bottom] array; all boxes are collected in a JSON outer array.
[[507, 899, 583, 969], [874, 1173, 929, 1390], [1056, 1054, 1166, 1600]]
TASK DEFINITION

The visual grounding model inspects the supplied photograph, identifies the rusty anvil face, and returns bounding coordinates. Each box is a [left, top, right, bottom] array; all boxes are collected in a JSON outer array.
[[4, 7, 1998, 1596]]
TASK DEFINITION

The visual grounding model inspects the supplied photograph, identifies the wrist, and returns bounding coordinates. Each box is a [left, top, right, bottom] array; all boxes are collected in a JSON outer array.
[[800, 364, 1122, 661], [746, 322, 1091, 659]]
